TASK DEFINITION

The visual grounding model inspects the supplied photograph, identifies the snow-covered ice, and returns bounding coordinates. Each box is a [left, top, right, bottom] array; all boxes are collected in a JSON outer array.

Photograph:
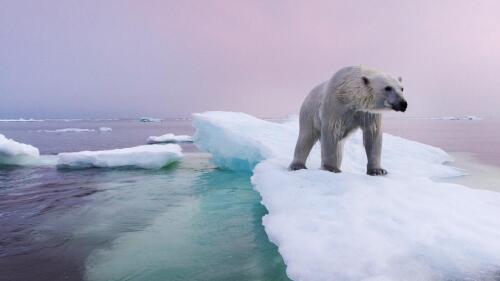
[[0, 134, 40, 165], [99, 127, 112, 132], [193, 111, 500, 281], [147, 133, 193, 144], [41, 128, 96, 133], [57, 144, 182, 169]]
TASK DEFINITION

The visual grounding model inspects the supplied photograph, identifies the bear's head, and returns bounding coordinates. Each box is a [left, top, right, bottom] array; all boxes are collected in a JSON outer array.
[[362, 74, 407, 113]]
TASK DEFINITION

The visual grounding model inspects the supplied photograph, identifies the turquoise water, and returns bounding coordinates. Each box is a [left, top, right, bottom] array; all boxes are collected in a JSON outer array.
[[83, 154, 289, 281]]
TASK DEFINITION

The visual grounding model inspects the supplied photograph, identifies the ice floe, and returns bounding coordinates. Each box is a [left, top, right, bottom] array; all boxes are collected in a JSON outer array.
[[57, 144, 182, 169], [41, 128, 96, 133], [139, 117, 162, 122], [147, 133, 193, 144], [99, 127, 113, 132], [0, 118, 44, 122], [193, 111, 500, 281], [0, 134, 40, 165]]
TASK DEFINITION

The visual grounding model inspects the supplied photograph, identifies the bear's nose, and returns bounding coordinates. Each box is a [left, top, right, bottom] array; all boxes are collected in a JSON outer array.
[[399, 100, 408, 112]]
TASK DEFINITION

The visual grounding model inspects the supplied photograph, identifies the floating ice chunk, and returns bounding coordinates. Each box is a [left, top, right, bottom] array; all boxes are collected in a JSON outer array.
[[193, 111, 500, 281], [147, 133, 193, 144], [99, 127, 112, 132], [41, 128, 96, 133], [0, 118, 44, 122], [139, 117, 162, 122], [0, 134, 40, 165], [57, 144, 182, 169]]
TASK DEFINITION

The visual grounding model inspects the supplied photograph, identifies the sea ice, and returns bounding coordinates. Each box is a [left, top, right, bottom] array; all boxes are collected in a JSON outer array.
[[99, 127, 113, 132], [41, 128, 96, 133], [0, 118, 44, 122], [139, 117, 162, 122], [147, 133, 193, 144], [404, 115, 483, 121], [57, 144, 182, 169], [0, 134, 40, 165], [192, 111, 460, 178], [193, 111, 500, 281], [441, 115, 482, 121]]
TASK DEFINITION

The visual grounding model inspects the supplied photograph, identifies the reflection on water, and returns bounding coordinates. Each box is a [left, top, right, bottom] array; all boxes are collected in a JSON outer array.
[[0, 154, 289, 281]]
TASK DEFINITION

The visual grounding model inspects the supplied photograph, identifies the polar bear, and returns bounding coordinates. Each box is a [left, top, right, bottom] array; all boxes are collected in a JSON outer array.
[[289, 66, 407, 175]]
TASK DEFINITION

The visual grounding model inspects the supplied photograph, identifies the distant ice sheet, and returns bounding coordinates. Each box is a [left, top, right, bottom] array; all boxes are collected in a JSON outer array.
[[38, 127, 113, 133], [439, 115, 482, 120], [193, 111, 500, 281], [41, 128, 96, 133], [57, 144, 182, 169], [147, 133, 192, 144], [0, 118, 44, 122], [399, 115, 483, 121], [0, 134, 40, 165]]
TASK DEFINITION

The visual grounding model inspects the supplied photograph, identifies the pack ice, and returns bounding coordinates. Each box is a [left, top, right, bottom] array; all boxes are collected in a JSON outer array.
[[0, 133, 40, 165], [193, 111, 500, 281], [57, 144, 182, 169]]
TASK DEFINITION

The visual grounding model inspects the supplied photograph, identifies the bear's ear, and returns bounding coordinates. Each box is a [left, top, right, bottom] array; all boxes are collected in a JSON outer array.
[[362, 76, 370, 85], [398, 76, 403, 82]]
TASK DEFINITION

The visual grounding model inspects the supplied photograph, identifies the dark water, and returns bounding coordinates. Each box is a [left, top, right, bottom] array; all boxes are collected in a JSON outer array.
[[1, 117, 499, 281], [0, 119, 289, 281]]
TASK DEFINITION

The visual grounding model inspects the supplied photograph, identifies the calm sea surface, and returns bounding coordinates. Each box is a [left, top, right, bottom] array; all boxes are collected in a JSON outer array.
[[1, 117, 499, 281]]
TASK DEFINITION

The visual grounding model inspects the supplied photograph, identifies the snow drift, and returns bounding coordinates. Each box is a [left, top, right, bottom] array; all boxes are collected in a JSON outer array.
[[0, 134, 40, 165], [57, 144, 182, 169], [147, 133, 193, 144], [193, 111, 500, 281]]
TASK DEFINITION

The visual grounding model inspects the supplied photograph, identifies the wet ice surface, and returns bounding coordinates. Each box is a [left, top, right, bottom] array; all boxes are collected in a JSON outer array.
[[0, 154, 289, 281]]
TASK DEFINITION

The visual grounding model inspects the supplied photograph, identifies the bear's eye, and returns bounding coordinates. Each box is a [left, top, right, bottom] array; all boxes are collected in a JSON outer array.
[[401, 87, 404, 92], [384, 86, 393, 92]]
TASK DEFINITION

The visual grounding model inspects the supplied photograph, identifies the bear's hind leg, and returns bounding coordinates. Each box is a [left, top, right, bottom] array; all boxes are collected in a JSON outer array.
[[289, 130, 319, 170], [320, 134, 344, 173]]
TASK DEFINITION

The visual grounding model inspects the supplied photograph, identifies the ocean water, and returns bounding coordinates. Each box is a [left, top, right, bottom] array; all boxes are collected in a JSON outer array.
[[1, 117, 500, 281]]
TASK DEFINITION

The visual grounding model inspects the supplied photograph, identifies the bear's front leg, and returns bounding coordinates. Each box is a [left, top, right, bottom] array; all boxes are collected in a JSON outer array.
[[360, 113, 387, 176], [320, 134, 343, 173]]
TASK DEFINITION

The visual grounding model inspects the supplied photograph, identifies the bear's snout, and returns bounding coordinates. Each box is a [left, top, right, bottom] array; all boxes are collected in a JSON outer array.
[[392, 100, 408, 112]]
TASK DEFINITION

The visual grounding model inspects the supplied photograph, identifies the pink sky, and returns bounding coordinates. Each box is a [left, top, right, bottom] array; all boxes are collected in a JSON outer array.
[[1, 0, 500, 118]]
